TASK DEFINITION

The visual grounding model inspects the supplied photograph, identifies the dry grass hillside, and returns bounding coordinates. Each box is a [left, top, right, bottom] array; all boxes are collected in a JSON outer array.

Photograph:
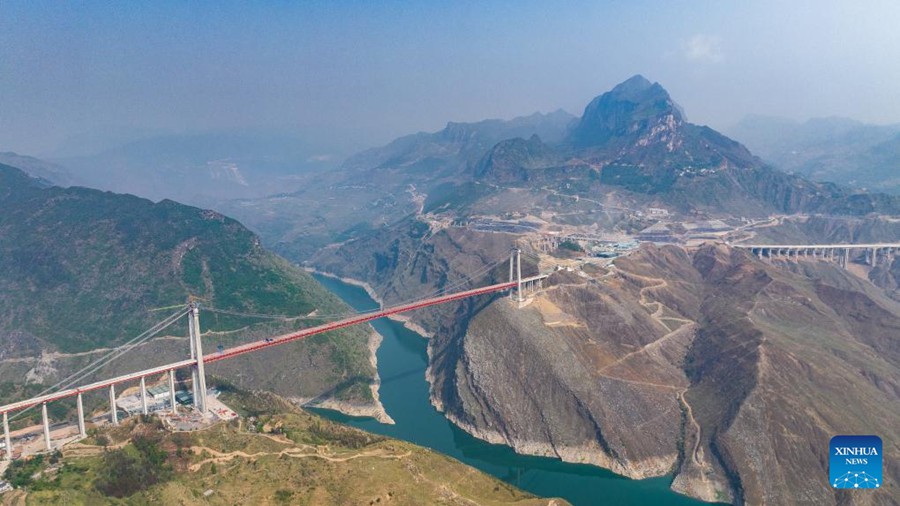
[[2, 389, 565, 506], [430, 244, 899, 505]]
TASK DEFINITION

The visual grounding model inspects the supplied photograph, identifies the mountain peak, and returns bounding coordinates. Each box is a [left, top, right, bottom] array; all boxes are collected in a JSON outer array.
[[567, 75, 683, 149], [610, 74, 654, 96]]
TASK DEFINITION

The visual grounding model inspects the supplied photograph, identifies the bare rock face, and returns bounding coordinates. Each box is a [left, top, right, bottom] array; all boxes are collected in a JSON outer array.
[[430, 244, 900, 505], [453, 299, 685, 477]]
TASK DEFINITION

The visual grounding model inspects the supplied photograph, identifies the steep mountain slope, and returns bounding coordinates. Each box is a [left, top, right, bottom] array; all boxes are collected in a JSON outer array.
[[315, 220, 900, 505], [727, 115, 900, 193], [430, 244, 900, 505], [0, 163, 375, 409], [735, 214, 900, 301], [567, 74, 688, 151], [474, 75, 900, 216], [260, 76, 900, 505], [6, 388, 561, 506]]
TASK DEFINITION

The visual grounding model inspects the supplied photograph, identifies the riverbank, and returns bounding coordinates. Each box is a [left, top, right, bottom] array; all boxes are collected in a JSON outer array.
[[294, 327, 394, 424], [304, 268, 433, 337], [312, 274, 711, 506]]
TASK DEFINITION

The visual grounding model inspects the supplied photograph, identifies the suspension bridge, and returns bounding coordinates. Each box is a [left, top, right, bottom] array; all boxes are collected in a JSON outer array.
[[0, 249, 548, 460]]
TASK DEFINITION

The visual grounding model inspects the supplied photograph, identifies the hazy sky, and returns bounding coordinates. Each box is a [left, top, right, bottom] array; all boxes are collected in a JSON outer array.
[[2, 1, 900, 156]]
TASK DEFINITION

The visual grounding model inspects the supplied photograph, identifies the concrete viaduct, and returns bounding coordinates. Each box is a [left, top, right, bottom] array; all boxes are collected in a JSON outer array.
[[732, 243, 900, 268]]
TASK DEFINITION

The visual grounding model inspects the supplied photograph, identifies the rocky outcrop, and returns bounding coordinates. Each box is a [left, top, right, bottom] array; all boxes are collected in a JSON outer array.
[[429, 244, 900, 505]]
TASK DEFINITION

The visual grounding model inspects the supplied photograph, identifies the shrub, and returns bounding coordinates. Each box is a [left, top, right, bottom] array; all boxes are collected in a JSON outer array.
[[558, 240, 584, 252], [94, 435, 172, 497], [3, 454, 46, 488], [274, 489, 294, 503]]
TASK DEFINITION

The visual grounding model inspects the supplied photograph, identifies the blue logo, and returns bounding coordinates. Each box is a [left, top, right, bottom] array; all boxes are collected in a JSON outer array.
[[830, 435, 882, 489]]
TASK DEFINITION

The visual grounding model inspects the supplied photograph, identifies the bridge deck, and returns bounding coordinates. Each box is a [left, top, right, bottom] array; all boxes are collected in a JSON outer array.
[[0, 281, 517, 415], [733, 243, 900, 249], [207, 281, 516, 364], [519, 274, 549, 283]]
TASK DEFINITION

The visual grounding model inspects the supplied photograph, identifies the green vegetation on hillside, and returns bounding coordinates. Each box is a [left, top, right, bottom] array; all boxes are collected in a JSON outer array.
[[11, 390, 558, 506], [0, 163, 373, 406], [94, 432, 173, 497], [557, 240, 584, 252]]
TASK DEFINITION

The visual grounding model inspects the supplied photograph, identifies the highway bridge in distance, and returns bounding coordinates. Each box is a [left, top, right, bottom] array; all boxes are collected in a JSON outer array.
[[731, 243, 900, 268]]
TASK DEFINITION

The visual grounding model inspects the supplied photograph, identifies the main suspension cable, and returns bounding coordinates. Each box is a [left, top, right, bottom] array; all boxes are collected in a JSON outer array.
[[11, 306, 189, 421]]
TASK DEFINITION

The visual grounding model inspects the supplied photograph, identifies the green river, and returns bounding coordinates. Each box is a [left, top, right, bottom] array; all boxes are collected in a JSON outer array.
[[312, 274, 714, 506]]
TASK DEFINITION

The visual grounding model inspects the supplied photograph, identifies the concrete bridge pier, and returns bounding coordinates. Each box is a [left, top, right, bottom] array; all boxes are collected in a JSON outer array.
[[109, 384, 118, 425], [41, 402, 51, 452], [76, 392, 86, 439], [737, 243, 900, 269], [3, 412, 10, 460], [140, 376, 148, 416], [168, 370, 177, 414]]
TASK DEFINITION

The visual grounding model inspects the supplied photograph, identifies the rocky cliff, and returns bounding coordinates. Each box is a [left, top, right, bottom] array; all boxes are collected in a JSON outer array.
[[429, 245, 900, 505]]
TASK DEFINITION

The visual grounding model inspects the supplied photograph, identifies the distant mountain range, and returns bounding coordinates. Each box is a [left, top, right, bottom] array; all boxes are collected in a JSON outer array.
[[0, 152, 77, 187], [343, 109, 575, 175], [241, 75, 900, 263], [6, 131, 364, 210], [10, 77, 899, 264], [727, 115, 900, 194], [219, 110, 580, 260], [467, 76, 900, 216]]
